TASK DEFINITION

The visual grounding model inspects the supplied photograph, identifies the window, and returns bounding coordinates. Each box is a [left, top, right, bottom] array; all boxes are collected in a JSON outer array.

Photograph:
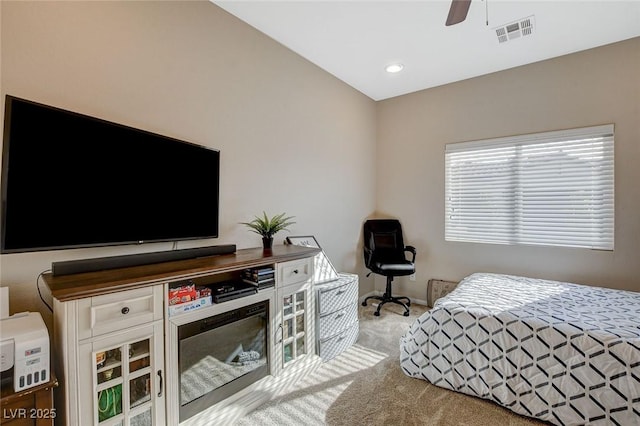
[[445, 125, 614, 250]]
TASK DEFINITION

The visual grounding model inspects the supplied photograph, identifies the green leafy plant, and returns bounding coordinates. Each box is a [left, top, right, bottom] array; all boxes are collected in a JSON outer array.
[[240, 212, 296, 238]]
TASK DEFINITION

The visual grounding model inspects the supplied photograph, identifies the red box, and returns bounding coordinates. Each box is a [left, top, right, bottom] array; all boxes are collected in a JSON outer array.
[[168, 285, 197, 305], [196, 286, 212, 298]]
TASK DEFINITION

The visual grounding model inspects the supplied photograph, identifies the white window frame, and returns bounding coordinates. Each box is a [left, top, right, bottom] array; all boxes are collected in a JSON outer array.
[[445, 124, 614, 250]]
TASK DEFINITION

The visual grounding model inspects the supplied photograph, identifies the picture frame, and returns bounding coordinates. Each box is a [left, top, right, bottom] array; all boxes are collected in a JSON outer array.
[[285, 235, 321, 249], [285, 235, 339, 284]]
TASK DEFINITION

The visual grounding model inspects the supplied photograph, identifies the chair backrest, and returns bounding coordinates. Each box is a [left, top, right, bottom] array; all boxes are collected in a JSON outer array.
[[363, 219, 406, 268]]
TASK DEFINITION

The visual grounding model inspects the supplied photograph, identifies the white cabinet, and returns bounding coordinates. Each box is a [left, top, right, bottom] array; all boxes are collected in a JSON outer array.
[[274, 258, 315, 375], [54, 286, 165, 426], [315, 273, 359, 361], [78, 322, 164, 426], [45, 246, 322, 425]]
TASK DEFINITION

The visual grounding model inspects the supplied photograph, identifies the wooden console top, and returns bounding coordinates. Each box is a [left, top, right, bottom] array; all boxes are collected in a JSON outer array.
[[43, 245, 320, 302]]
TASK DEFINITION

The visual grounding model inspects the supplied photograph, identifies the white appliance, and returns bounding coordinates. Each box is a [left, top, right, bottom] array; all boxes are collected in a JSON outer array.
[[0, 311, 50, 392]]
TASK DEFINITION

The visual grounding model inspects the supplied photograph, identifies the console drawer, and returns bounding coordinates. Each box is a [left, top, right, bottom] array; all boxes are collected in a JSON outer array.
[[277, 258, 313, 287], [318, 322, 359, 361], [318, 302, 358, 340], [78, 286, 163, 339], [317, 277, 358, 315]]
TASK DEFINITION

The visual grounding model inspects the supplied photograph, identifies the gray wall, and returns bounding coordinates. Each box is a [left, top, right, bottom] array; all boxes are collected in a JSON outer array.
[[0, 1, 376, 318], [375, 37, 640, 300]]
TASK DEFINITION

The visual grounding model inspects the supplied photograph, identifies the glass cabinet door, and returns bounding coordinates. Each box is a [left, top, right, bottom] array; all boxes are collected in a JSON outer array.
[[280, 286, 310, 368], [96, 348, 124, 423], [85, 322, 163, 426], [127, 338, 153, 426]]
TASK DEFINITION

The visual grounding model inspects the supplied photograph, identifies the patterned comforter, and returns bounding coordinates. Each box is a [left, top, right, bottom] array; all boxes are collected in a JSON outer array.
[[400, 273, 640, 425]]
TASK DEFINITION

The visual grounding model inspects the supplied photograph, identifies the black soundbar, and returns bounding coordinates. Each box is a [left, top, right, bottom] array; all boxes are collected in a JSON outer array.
[[51, 244, 237, 276]]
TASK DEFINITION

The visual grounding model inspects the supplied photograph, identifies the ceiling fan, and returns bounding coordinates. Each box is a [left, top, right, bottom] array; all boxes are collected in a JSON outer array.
[[446, 0, 472, 26]]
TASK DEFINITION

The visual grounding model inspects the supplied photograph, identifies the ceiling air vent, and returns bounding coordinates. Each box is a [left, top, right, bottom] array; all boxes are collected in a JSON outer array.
[[495, 15, 535, 44]]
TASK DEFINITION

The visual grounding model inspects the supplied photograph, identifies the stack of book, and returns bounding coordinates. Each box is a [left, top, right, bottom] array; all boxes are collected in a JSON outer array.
[[242, 267, 275, 289]]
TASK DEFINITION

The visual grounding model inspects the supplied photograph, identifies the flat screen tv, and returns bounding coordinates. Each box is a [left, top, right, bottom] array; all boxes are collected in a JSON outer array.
[[1, 95, 220, 254]]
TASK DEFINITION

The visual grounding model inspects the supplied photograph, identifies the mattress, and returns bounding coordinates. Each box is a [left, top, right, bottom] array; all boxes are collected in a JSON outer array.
[[400, 272, 640, 425]]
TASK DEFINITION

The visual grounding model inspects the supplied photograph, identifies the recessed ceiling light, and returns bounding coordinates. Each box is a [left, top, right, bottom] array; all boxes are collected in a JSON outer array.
[[385, 63, 404, 73]]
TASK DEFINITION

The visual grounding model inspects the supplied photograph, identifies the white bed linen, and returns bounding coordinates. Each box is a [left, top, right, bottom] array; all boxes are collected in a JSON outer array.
[[400, 273, 640, 425]]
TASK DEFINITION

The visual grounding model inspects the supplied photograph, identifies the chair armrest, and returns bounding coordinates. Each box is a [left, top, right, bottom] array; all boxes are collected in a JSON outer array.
[[404, 245, 416, 263], [364, 246, 373, 266]]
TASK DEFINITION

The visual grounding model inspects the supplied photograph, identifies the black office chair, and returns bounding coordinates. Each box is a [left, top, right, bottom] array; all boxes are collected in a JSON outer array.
[[361, 219, 416, 317]]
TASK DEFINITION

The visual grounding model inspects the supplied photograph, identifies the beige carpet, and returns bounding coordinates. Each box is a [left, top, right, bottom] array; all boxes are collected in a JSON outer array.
[[235, 302, 546, 426]]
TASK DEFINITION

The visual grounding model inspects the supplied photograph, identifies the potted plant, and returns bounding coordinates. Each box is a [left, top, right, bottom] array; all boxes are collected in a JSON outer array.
[[240, 212, 296, 250]]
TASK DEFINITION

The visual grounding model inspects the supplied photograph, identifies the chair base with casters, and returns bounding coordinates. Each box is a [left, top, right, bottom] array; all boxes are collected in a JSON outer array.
[[362, 275, 411, 317]]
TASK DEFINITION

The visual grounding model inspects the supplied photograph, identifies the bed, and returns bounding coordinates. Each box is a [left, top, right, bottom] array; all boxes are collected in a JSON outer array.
[[400, 273, 640, 425]]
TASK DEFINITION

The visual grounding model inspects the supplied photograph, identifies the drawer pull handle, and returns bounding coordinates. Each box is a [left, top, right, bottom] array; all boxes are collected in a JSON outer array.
[[335, 313, 344, 319], [336, 290, 345, 295], [121, 307, 130, 315], [293, 269, 299, 274]]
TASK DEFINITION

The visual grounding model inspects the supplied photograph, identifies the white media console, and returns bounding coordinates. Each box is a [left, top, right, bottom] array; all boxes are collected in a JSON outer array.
[[43, 245, 329, 426]]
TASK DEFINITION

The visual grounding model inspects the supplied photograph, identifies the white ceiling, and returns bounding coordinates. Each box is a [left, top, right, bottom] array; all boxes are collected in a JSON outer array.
[[213, 1, 640, 101]]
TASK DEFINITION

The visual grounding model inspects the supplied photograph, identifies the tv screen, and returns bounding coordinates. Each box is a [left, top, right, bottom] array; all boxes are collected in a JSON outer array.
[[1, 95, 220, 254]]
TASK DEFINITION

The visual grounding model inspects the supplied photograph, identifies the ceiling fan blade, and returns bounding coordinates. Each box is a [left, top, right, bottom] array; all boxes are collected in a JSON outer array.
[[446, 0, 472, 26]]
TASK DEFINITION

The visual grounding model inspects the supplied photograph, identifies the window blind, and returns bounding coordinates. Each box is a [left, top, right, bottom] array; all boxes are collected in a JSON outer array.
[[445, 124, 614, 250]]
